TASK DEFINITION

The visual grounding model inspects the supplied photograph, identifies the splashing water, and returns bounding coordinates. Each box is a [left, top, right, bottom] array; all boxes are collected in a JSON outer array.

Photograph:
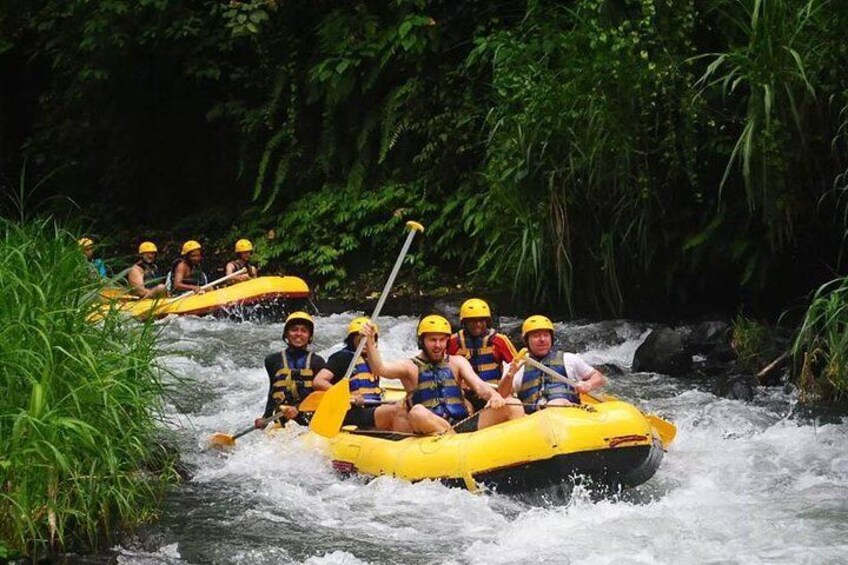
[[111, 315, 847, 564]]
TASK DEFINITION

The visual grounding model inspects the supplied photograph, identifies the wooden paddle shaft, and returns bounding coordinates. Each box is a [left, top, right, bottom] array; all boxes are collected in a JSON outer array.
[[200, 267, 247, 291], [339, 223, 423, 382], [231, 410, 288, 440], [165, 268, 247, 303]]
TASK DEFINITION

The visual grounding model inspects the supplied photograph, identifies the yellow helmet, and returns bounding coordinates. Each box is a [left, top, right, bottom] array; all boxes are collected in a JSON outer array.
[[347, 316, 378, 337], [417, 315, 452, 336], [234, 239, 254, 253], [522, 315, 555, 340], [138, 241, 158, 254], [181, 240, 202, 255], [284, 311, 314, 335], [78, 237, 94, 248], [459, 298, 492, 322]]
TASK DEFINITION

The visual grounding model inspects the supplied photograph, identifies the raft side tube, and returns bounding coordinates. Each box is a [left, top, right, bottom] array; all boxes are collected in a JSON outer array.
[[324, 402, 659, 492]]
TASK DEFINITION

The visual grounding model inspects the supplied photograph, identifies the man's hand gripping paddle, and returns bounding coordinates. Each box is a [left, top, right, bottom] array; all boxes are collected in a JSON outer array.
[[513, 348, 677, 449]]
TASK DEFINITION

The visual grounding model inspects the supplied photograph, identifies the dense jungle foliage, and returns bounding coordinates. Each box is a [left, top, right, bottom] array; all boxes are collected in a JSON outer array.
[[2, 0, 848, 317]]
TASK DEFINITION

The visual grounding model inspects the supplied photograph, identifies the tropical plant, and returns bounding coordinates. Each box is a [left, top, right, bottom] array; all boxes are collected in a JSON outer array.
[[793, 276, 848, 402], [0, 217, 178, 557]]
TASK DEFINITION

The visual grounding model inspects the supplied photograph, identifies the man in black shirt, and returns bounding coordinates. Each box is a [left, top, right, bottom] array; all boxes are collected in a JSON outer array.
[[255, 311, 325, 428], [313, 317, 410, 431]]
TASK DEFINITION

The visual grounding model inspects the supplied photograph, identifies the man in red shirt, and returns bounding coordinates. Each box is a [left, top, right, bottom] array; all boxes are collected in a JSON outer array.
[[447, 298, 518, 412]]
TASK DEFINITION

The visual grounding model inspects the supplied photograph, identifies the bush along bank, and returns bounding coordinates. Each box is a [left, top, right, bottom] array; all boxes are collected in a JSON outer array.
[[0, 218, 179, 559], [792, 277, 848, 404]]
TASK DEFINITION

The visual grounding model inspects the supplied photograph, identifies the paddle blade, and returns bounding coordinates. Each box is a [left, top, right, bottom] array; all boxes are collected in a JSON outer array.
[[208, 432, 236, 450], [298, 391, 325, 412], [648, 414, 677, 449], [309, 379, 351, 438]]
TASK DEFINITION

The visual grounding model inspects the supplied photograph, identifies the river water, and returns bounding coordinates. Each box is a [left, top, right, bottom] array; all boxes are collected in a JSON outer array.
[[111, 313, 848, 564]]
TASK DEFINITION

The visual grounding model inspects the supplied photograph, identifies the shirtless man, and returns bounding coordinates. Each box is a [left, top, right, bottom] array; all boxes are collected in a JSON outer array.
[[225, 239, 259, 284], [127, 241, 167, 298]]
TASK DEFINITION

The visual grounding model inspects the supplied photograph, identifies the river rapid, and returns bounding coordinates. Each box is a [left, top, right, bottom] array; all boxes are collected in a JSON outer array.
[[111, 313, 848, 565]]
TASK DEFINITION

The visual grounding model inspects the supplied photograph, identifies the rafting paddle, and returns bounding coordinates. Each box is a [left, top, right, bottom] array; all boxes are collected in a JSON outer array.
[[513, 348, 677, 449], [298, 391, 401, 412], [309, 220, 424, 438], [207, 390, 327, 449], [164, 267, 247, 304]]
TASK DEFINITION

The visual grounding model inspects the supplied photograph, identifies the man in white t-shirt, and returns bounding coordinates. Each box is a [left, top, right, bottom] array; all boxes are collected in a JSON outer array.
[[499, 315, 606, 413]]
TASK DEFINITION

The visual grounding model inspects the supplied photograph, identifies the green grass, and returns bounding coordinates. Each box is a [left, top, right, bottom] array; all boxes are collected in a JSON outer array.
[[732, 314, 771, 372], [0, 217, 178, 558], [792, 276, 848, 402]]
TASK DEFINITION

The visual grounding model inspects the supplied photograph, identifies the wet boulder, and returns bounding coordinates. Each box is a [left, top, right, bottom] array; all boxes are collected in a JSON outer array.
[[502, 321, 524, 349], [595, 363, 627, 379], [430, 299, 461, 331], [689, 320, 732, 357], [557, 320, 649, 356], [688, 320, 737, 377], [711, 374, 758, 402], [632, 327, 693, 377]]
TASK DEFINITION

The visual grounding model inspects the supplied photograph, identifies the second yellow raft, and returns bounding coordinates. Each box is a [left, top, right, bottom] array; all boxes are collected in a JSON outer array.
[[99, 275, 310, 320]]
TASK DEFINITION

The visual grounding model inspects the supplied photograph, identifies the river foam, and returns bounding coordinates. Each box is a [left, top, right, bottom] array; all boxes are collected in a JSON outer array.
[[110, 314, 847, 564]]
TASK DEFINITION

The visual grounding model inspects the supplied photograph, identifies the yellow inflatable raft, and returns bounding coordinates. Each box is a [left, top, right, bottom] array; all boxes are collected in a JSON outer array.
[[310, 395, 666, 495], [99, 276, 310, 320]]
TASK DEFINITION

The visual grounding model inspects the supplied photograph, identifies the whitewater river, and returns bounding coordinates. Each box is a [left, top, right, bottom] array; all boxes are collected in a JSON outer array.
[[112, 313, 848, 564]]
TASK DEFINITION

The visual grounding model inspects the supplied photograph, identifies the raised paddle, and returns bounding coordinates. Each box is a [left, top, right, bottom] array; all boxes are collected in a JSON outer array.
[[207, 390, 326, 449], [310, 220, 425, 438], [164, 267, 247, 304], [513, 349, 677, 449]]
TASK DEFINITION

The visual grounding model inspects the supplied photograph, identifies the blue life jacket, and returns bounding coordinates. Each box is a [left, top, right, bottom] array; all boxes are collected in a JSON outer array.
[[411, 356, 468, 423], [90, 258, 107, 278], [271, 349, 314, 405], [345, 347, 381, 402], [456, 329, 501, 384], [517, 352, 579, 412]]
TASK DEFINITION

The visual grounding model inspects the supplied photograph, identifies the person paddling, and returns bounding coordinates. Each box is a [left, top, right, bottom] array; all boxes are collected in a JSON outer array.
[[313, 317, 411, 432], [255, 311, 326, 429], [362, 315, 523, 435], [127, 241, 167, 298], [79, 237, 107, 278], [166, 240, 208, 295], [447, 298, 517, 412], [500, 315, 606, 411], [225, 239, 259, 284]]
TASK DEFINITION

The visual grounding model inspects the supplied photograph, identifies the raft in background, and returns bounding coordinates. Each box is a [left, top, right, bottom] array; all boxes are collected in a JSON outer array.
[[99, 276, 310, 320], [307, 393, 667, 495]]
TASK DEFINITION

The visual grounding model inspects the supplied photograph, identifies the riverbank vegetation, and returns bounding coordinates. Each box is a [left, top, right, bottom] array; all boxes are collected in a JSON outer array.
[[2, 0, 848, 398], [0, 218, 178, 558], [793, 278, 848, 403]]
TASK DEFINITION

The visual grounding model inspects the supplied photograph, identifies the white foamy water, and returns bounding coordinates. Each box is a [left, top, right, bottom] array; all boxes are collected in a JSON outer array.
[[113, 315, 847, 565]]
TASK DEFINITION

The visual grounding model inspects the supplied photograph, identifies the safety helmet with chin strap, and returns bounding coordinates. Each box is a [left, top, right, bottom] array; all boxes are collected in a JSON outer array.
[[459, 298, 492, 323], [521, 315, 555, 342], [181, 240, 202, 255], [138, 241, 158, 254], [347, 316, 379, 337], [234, 239, 253, 253], [284, 311, 315, 343]]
